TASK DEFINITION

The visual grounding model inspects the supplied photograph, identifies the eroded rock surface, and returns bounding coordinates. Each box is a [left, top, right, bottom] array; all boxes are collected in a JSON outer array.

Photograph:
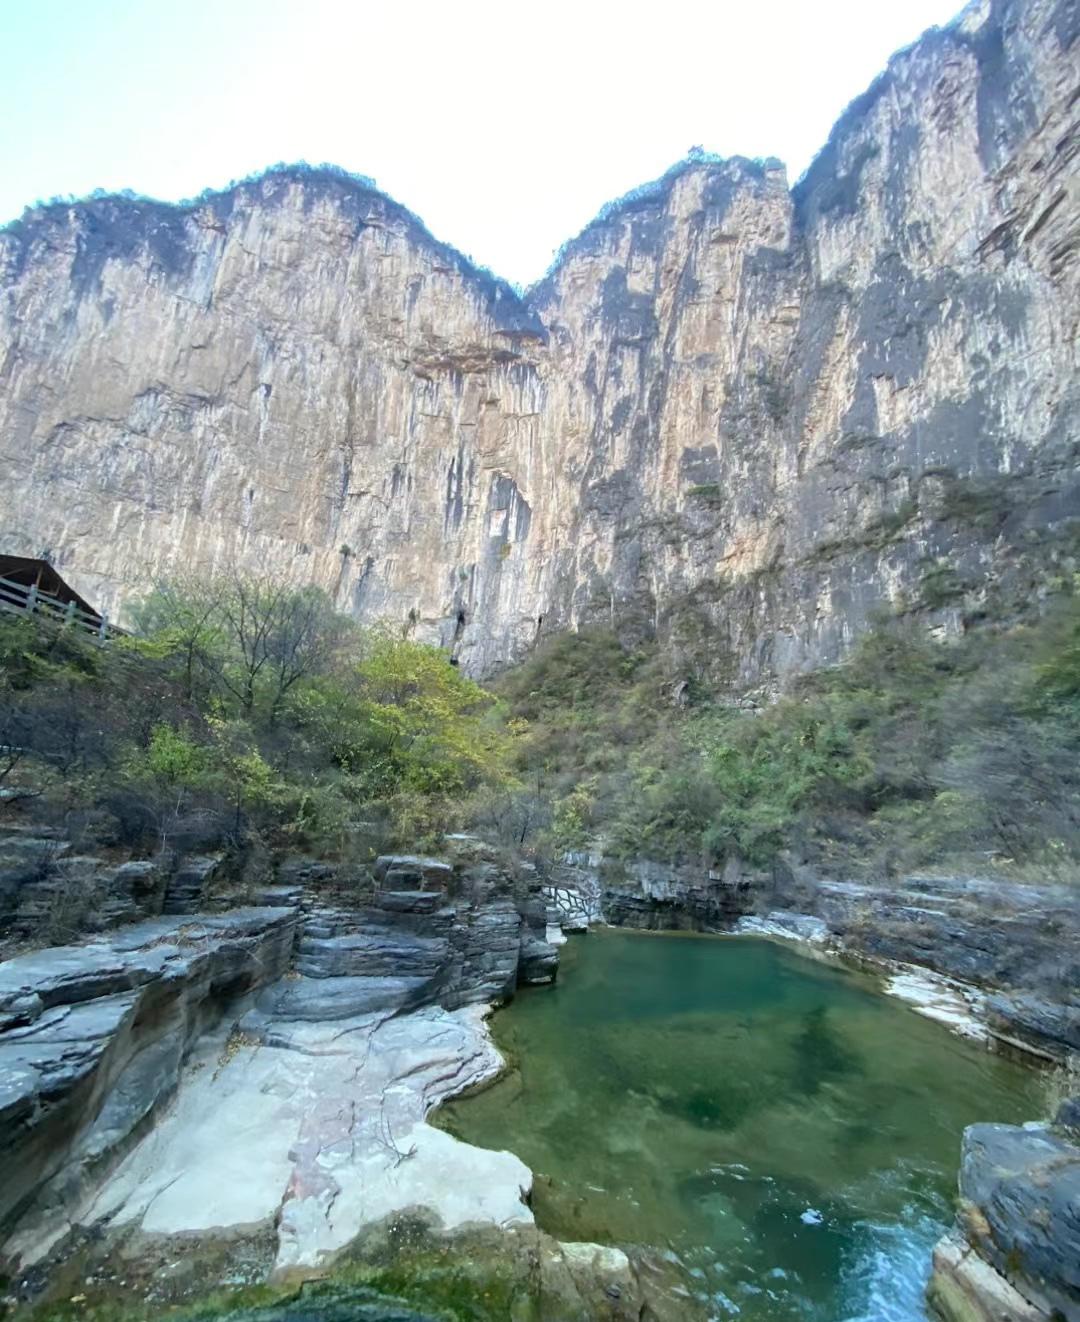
[[599, 857, 754, 930], [82, 1002, 532, 1275], [0, 908, 297, 1262], [1, 0, 1076, 683], [0, 841, 562, 1303], [745, 868, 1080, 1058]]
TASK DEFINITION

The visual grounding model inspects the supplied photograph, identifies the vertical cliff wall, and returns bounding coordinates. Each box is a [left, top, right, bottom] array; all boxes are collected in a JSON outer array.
[[527, 0, 1079, 681], [0, 173, 554, 671], [1, 0, 1077, 681]]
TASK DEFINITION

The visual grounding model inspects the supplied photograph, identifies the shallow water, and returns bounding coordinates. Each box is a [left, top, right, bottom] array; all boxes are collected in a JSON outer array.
[[436, 930, 1044, 1321]]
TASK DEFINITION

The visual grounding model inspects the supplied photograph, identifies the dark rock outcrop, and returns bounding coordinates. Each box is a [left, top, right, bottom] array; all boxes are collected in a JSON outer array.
[[374, 856, 454, 890], [0, 828, 169, 941], [816, 876, 1080, 999], [444, 895, 526, 1008], [518, 895, 558, 985], [959, 1122, 1080, 1318], [288, 867, 559, 1011], [831, 877, 1080, 1058], [161, 854, 222, 914], [603, 877, 753, 930], [985, 990, 1080, 1058], [754, 870, 1080, 1059], [929, 1108, 1080, 1322], [555, 853, 754, 932]]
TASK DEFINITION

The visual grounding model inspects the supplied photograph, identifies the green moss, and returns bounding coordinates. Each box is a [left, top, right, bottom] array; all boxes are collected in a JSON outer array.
[[805, 536, 848, 563], [810, 500, 920, 561], [861, 497, 918, 547], [16, 1218, 546, 1322], [753, 368, 788, 423]]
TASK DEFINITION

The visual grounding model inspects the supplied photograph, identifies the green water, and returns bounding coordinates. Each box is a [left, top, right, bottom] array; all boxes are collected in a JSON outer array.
[[436, 931, 1044, 1321]]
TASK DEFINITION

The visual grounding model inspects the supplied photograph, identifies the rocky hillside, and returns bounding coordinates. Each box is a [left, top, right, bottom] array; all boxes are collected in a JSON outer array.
[[1, 0, 1077, 682]]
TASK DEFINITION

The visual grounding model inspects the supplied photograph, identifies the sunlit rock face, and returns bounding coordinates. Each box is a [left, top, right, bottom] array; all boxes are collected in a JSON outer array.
[[0, 174, 550, 672], [1, 0, 1077, 681]]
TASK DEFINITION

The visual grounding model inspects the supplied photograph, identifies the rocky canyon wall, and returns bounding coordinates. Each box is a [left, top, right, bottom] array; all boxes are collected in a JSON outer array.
[[1, 0, 1077, 681]]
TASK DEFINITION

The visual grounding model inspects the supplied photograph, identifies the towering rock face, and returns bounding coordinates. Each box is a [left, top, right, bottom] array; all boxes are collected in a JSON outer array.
[[529, 0, 1079, 680], [1, 0, 1077, 681], [0, 175, 549, 670]]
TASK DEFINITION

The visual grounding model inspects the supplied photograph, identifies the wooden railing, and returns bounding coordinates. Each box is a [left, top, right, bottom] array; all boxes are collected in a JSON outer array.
[[0, 576, 124, 640]]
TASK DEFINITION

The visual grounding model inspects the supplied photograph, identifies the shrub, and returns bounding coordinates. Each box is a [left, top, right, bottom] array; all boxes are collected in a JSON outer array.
[[0, 575, 518, 870], [495, 600, 1080, 877]]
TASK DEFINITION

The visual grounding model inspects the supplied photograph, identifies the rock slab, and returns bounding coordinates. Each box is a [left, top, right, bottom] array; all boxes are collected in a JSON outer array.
[[0, 907, 298, 1265]]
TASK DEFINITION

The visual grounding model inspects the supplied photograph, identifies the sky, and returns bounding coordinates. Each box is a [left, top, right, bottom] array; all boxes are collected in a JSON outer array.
[[2, 0, 964, 288]]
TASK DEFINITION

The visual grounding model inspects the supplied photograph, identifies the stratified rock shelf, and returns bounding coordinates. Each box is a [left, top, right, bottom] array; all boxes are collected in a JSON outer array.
[[0, 852, 560, 1281]]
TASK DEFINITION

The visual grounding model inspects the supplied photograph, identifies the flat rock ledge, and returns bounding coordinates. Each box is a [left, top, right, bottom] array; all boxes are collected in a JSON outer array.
[[7, 986, 534, 1286], [93, 999, 532, 1274], [733, 900, 1080, 1061], [1, 836, 569, 1308]]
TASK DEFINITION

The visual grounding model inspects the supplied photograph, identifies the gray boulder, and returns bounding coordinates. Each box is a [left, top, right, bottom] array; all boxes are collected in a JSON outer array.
[[444, 896, 523, 1007], [519, 936, 559, 985], [162, 854, 222, 914], [518, 893, 558, 984], [1055, 1096, 1080, 1138], [986, 991, 1080, 1056], [373, 855, 452, 889], [958, 1122, 1080, 1321]]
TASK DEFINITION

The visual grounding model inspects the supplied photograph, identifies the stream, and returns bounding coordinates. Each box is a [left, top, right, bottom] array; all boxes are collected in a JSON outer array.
[[435, 930, 1044, 1321]]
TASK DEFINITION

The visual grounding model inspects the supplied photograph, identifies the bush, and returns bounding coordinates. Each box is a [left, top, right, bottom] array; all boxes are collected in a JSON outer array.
[[495, 600, 1080, 878], [0, 575, 517, 868]]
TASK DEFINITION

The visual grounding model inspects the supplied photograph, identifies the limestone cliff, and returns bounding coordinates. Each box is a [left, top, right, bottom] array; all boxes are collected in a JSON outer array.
[[1, 0, 1077, 681]]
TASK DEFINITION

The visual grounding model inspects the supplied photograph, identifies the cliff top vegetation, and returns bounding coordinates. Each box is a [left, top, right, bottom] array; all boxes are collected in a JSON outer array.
[[0, 162, 538, 325]]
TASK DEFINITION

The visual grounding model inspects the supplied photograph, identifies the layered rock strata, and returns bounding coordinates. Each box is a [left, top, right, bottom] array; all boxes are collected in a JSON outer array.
[[737, 868, 1080, 1060], [928, 1102, 1080, 1321], [558, 845, 1080, 1060], [0, 907, 298, 1261], [0, 846, 560, 1287]]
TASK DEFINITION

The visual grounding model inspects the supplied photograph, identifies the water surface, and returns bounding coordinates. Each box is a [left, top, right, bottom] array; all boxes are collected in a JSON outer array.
[[436, 930, 1044, 1321]]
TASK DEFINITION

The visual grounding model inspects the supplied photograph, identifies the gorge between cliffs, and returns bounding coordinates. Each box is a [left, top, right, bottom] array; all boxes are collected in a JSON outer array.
[[2, 0, 1080, 1318]]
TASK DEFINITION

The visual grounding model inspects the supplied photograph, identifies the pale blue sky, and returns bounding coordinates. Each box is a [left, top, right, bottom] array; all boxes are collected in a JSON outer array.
[[3, 0, 963, 286]]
